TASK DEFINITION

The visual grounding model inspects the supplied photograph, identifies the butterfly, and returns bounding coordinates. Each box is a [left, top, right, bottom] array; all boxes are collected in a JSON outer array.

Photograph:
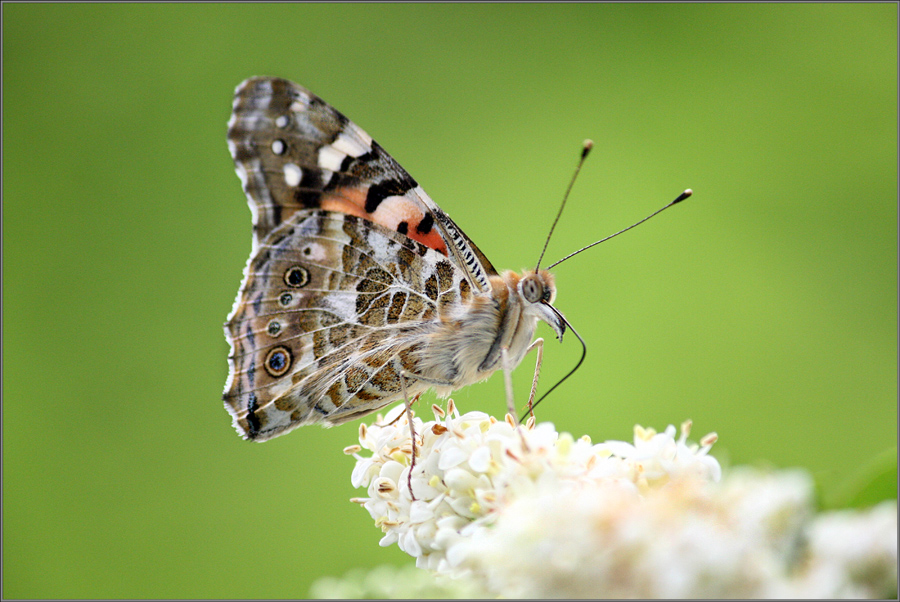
[[223, 76, 570, 442], [223, 77, 689, 442]]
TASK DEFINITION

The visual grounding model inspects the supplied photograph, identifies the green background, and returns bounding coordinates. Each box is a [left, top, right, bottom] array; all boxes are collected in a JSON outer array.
[[4, 4, 896, 599]]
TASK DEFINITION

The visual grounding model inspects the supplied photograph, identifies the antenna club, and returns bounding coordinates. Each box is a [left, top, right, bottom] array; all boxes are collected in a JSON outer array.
[[581, 139, 594, 158], [674, 189, 693, 204]]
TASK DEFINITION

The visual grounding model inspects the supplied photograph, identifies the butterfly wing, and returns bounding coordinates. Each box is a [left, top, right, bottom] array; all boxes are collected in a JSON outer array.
[[227, 77, 497, 291], [224, 78, 489, 440]]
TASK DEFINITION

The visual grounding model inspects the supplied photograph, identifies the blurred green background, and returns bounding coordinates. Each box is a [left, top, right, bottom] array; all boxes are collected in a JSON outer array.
[[3, 4, 896, 599]]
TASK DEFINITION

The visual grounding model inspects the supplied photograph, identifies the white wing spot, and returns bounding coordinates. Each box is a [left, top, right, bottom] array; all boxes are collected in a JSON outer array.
[[258, 79, 274, 105], [318, 145, 347, 172], [275, 115, 289, 128], [233, 161, 248, 186], [271, 139, 286, 155], [284, 163, 303, 187], [331, 131, 372, 158], [301, 242, 327, 262], [324, 288, 357, 320], [350, 124, 373, 148]]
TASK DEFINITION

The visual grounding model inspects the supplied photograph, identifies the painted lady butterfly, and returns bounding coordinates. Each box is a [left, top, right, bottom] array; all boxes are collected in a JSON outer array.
[[223, 77, 687, 442]]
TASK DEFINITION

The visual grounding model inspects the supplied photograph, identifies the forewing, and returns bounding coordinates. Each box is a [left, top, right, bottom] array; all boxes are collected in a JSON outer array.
[[227, 76, 497, 291]]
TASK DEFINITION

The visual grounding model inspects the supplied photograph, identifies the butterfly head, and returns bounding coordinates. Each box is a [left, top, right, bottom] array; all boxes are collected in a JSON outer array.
[[518, 270, 565, 342]]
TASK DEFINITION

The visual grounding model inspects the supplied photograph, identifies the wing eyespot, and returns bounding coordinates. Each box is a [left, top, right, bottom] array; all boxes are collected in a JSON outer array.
[[284, 266, 310, 288], [267, 320, 282, 337], [264, 346, 292, 377]]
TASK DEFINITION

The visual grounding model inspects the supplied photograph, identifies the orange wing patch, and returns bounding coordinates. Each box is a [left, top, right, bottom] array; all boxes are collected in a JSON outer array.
[[322, 186, 449, 256]]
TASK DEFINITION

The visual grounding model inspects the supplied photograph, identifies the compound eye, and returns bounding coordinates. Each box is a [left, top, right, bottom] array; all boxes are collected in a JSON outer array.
[[522, 276, 543, 303]]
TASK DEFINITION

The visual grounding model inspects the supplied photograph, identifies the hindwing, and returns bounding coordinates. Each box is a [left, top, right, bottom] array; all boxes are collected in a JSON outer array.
[[224, 210, 476, 440]]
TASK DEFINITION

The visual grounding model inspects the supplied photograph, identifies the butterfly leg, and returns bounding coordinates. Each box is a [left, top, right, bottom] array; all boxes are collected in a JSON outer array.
[[396, 369, 460, 501], [399, 371, 455, 388], [499, 347, 518, 424], [398, 374, 419, 502], [524, 338, 545, 420], [381, 396, 420, 428]]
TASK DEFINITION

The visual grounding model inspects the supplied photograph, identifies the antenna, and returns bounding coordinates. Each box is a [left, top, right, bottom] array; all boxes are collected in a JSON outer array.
[[547, 189, 692, 270], [535, 140, 594, 271], [525, 187, 693, 419]]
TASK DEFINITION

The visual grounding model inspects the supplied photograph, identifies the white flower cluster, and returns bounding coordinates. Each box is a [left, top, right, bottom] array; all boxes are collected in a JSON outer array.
[[308, 563, 488, 599], [346, 402, 897, 598]]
